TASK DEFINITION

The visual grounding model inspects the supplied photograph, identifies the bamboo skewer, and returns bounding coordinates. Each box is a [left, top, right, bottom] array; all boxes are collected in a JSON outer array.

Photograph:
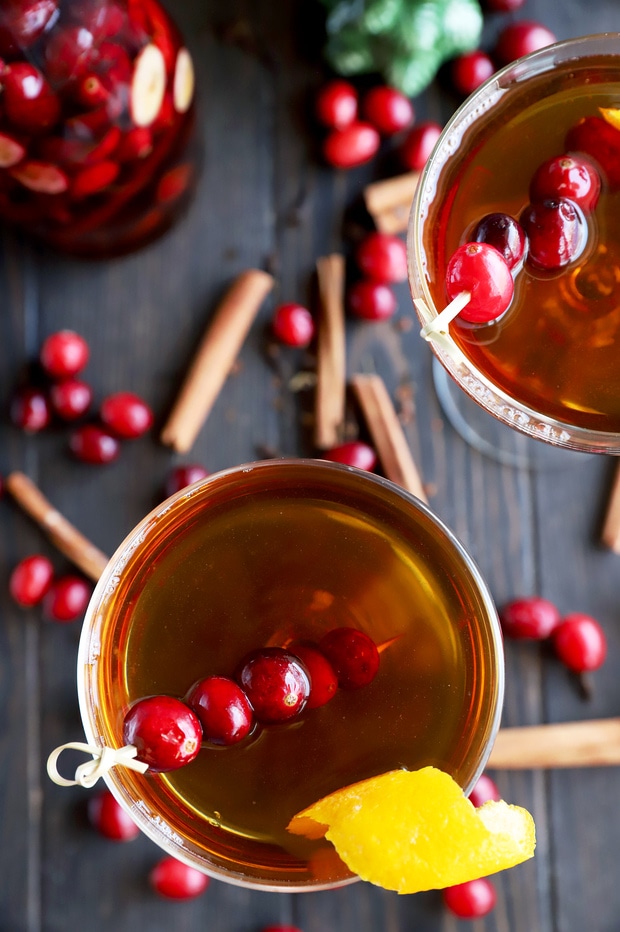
[[489, 718, 620, 769]]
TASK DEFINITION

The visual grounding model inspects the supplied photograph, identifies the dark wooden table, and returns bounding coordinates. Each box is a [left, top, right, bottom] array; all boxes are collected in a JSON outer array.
[[2, 2, 620, 930]]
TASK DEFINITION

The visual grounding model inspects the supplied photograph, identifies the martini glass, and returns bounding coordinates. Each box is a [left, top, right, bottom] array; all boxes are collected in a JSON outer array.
[[408, 33, 620, 464]]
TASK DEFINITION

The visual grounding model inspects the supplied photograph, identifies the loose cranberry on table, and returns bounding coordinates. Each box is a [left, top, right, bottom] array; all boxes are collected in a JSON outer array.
[[122, 695, 202, 772], [355, 232, 407, 283], [347, 280, 397, 322], [553, 613, 607, 673], [362, 85, 413, 136], [520, 198, 586, 271], [445, 242, 514, 324], [49, 379, 93, 421], [319, 627, 380, 690], [451, 50, 495, 97], [164, 464, 209, 497], [42, 574, 92, 622], [399, 120, 442, 172], [484, 0, 526, 10], [149, 856, 209, 900], [272, 302, 315, 348], [322, 121, 380, 169], [236, 647, 310, 724], [10, 386, 52, 432], [40, 330, 90, 380], [69, 424, 120, 465], [471, 213, 527, 271], [494, 21, 557, 66], [322, 440, 378, 472], [100, 391, 154, 439], [443, 876, 497, 919], [261, 927, 304, 932], [87, 789, 140, 842], [468, 772, 501, 808], [315, 79, 358, 130], [9, 554, 54, 607], [289, 642, 338, 709], [186, 676, 254, 746], [500, 596, 561, 640], [530, 155, 600, 212]]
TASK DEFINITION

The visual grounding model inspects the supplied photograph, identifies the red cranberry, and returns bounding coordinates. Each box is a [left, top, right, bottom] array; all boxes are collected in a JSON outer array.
[[100, 391, 153, 439], [164, 464, 209, 497], [315, 79, 358, 130], [122, 695, 202, 772], [355, 232, 407, 283], [451, 50, 495, 97], [72, 160, 120, 199], [9, 554, 54, 607], [471, 213, 527, 271], [494, 21, 556, 66], [468, 773, 501, 808], [236, 648, 310, 724], [530, 155, 600, 212], [49, 379, 93, 421], [87, 789, 140, 841], [272, 302, 315, 348], [445, 242, 514, 324], [0, 0, 59, 54], [399, 121, 442, 172], [149, 856, 209, 899], [44, 25, 97, 84], [72, 1, 125, 42], [289, 642, 338, 709], [43, 574, 92, 622], [186, 676, 254, 746], [69, 424, 120, 464], [10, 386, 52, 432], [261, 927, 304, 932], [362, 85, 413, 136], [443, 877, 497, 918], [520, 198, 587, 271], [484, 0, 525, 10], [553, 613, 607, 673], [566, 116, 620, 190], [322, 440, 377, 472], [347, 280, 397, 321], [500, 596, 561, 640], [319, 627, 380, 689], [322, 122, 380, 169], [2, 62, 60, 133], [40, 330, 90, 379]]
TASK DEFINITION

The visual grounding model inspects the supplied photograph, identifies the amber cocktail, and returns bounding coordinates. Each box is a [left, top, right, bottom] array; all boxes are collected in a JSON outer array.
[[409, 34, 620, 454], [77, 459, 503, 890]]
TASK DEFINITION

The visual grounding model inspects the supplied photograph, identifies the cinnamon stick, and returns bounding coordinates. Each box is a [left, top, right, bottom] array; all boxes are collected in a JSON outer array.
[[160, 268, 275, 453], [6, 471, 109, 582], [601, 461, 620, 552], [351, 374, 427, 503], [363, 172, 420, 234], [314, 254, 347, 450], [488, 717, 620, 769]]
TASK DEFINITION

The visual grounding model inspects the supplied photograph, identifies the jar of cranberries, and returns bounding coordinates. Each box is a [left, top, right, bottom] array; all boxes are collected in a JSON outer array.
[[0, 0, 198, 257]]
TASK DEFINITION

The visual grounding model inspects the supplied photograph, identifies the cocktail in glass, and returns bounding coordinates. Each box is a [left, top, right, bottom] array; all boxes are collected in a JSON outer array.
[[408, 34, 620, 458], [74, 459, 503, 891]]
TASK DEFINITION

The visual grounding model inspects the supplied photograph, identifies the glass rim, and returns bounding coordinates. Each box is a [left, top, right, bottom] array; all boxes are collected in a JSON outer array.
[[408, 32, 620, 454], [77, 457, 505, 892]]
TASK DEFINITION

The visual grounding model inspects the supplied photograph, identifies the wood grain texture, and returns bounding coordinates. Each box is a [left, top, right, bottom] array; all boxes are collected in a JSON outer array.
[[1, 2, 620, 931]]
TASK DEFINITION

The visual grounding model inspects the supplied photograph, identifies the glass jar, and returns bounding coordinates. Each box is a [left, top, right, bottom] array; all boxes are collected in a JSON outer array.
[[0, 0, 198, 257]]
